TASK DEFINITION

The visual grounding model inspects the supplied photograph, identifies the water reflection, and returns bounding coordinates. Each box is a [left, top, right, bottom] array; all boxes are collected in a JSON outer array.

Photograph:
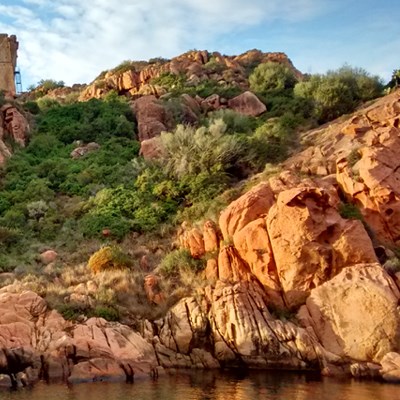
[[1, 370, 398, 400]]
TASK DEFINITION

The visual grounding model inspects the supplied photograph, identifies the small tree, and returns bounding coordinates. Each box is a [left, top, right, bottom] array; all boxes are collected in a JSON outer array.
[[249, 62, 297, 95]]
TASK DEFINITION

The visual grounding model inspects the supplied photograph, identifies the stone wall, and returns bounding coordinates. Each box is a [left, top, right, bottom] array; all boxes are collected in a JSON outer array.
[[0, 34, 18, 95]]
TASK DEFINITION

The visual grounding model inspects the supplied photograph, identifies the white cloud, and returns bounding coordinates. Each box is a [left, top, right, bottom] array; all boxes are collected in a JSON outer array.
[[1, 0, 323, 87]]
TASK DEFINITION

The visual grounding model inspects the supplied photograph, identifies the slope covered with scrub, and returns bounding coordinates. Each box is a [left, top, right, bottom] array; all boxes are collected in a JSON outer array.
[[1, 48, 400, 386]]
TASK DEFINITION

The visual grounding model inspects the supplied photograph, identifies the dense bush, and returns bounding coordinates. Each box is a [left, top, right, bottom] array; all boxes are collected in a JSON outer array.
[[249, 62, 297, 96], [36, 97, 136, 144], [294, 66, 383, 122]]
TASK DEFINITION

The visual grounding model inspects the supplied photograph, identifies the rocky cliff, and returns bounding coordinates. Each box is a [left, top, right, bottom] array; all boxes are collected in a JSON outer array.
[[1, 90, 400, 388]]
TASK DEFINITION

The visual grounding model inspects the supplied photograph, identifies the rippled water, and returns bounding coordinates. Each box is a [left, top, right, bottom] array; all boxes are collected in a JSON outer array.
[[2, 371, 399, 400]]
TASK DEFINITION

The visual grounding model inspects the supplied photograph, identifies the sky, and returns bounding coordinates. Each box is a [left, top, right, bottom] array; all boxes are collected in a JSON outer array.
[[0, 0, 399, 88]]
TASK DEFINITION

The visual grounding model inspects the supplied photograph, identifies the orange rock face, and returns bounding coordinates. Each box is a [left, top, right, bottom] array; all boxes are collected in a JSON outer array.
[[233, 218, 283, 308], [217, 246, 252, 283], [203, 220, 220, 253], [266, 187, 377, 308], [79, 49, 300, 103], [219, 182, 275, 241], [179, 228, 205, 258]]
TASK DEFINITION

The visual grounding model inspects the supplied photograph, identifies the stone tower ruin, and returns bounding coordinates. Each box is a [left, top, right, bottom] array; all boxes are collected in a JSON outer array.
[[0, 34, 18, 95]]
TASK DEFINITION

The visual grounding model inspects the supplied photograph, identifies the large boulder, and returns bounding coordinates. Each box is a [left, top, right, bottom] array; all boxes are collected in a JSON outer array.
[[228, 91, 266, 117], [70, 142, 100, 159], [380, 352, 400, 383], [299, 264, 400, 363], [139, 137, 162, 160], [266, 187, 378, 308], [0, 289, 159, 384], [132, 95, 173, 141], [219, 182, 275, 241]]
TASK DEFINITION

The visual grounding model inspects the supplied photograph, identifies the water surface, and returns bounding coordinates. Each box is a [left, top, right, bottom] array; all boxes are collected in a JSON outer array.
[[2, 371, 399, 400]]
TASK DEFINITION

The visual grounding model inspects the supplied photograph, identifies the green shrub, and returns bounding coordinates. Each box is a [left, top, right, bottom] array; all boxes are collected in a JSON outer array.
[[27, 200, 48, 220], [160, 249, 205, 276], [1, 208, 26, 228], [111, 60, 148, 74], [0, 227, 21, 248], [294, 66, 383, 123], [249, 62, 297, 96], [80, 212, 132, 240], [148, 57, 169, 65], [88, 246, 132, 274], [193, 80, 241, 99], [36, 98, 136, 144], [37, 97, 60, 111], [208, 109, 259, 134], [151, 72, 187, 93], [57, 302, 90, 320], [23, 101, 40, 114], [91, 305, 120, 321], [0, 90, 5, 107], [339, 202, 363, 220], [36, 79, 65, 91], [347, 149, 362, 167], [247, 113, 298, 168], [159, 120, 245, 178]]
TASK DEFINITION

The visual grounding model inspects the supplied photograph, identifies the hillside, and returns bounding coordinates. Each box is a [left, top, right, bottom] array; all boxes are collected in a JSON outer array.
[[0, 49, 400, 386]]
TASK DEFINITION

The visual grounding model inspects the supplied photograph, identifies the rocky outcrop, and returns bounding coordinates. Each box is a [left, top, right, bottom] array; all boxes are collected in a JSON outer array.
[[233, 218, 283, 308], [152, 280, 320, 370], [285, 90, 400, 246], [144, 274, 165, 305], [70, 142, 100, 159], [0, 290, 158, 386], [178, 225, 205, 259], [0, 104, 29, 165], [79, 50, 300, 102]]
